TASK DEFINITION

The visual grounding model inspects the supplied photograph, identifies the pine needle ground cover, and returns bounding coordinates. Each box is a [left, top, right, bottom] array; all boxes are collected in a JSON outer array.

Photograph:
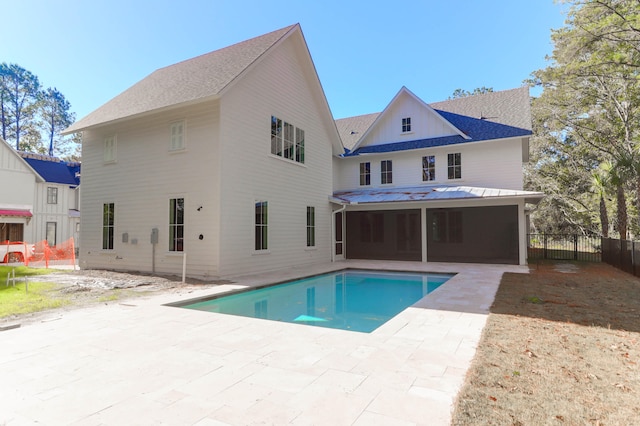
[[452, 262, 640, 425], [0, 266, 68, 318]]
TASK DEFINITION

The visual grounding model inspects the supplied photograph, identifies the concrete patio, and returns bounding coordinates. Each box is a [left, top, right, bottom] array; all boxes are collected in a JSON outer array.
[[0, 260, 529, 425]]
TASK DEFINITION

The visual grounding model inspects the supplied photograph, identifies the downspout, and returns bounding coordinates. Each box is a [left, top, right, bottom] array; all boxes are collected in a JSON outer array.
[[331, 204, 347, 262]]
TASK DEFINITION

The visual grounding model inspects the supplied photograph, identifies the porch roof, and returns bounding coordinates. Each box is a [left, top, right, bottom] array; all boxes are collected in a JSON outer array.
[[330, 185, 544, 205]]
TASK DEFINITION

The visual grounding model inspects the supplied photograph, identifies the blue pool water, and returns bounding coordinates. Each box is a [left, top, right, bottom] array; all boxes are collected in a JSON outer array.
[[178, 269, 453, 333]]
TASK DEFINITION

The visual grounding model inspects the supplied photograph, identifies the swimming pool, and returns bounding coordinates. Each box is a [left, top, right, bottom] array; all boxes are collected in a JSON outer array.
[[174, 269, 454, 333]]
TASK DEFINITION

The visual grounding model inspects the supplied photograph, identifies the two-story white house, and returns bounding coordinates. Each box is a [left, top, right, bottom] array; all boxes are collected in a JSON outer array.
[[64, 24, 542, 278], [0, 138, 80, 261]]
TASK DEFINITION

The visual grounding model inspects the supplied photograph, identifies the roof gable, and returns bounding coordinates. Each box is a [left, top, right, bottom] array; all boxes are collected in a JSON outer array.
[[349, 87, 468, 152], [338, 87, 532, 156], [0, 137, 44, 182], [65, 24, 298, 133]]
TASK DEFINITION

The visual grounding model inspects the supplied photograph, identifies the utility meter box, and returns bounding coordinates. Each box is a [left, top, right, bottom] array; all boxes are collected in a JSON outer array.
[[150, 228, 159, 244]]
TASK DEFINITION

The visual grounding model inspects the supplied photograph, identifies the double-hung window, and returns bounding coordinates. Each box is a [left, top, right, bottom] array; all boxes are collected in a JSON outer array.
[[359, 162, 370, 186], [102, 203, 115, 250], [255, 201, 268, 251], [47, 187, 58, 204], [306, 206, 315, 247], [46, 222, 57, 247], [381, 160, 393, 184], [169, 198, 184, 251], [402, 117, 411, 133], [271, 116, 305, 164], [422, 156, 435, 181], [170, 121, 185, 151], [448, 153, 462, 179], [104, 135, 116, 163]]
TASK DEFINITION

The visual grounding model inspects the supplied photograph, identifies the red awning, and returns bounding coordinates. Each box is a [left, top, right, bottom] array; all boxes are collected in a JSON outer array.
[[0, 209, 33, 218]]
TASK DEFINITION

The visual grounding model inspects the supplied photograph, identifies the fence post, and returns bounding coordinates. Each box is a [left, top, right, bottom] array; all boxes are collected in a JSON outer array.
[[543, 234, 548, 260], [574, 234, 578, 260]]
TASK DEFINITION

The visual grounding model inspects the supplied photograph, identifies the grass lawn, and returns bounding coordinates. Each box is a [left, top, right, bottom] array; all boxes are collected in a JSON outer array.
[[0, 266, 68, 318], [452, 261, 640, 424]]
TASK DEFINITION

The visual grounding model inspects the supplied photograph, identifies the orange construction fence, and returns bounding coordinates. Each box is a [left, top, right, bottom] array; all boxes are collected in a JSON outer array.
[[0, 237, 76, 268]]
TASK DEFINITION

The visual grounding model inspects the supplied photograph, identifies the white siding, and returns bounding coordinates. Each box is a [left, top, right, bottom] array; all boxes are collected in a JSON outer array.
[[79, 101, 221, 278], [359, 91, 458, 148], [217, 35, 334, 276], [335, 138, 524, 191], [0, 140, 37, 209], [30, 182, 76, 245]]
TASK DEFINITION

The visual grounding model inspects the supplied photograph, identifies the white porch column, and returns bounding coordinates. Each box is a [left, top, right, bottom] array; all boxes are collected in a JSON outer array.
[[518, 199, 527, 265]]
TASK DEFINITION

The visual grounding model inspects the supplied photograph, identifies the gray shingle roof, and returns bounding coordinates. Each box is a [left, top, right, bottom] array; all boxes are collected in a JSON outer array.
[[65, 24, 297, 133], [429, 86, 531, 131], [335, 112, 379, 151], [335, 87, 531, 151]]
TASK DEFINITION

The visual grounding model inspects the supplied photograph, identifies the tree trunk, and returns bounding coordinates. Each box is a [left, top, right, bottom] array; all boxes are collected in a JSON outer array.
[[617, 183, 627, 240], [600, 195, 609, 237]]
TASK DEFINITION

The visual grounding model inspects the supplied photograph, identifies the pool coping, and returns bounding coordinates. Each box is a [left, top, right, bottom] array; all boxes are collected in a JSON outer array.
[[0, 260, 530, 425]]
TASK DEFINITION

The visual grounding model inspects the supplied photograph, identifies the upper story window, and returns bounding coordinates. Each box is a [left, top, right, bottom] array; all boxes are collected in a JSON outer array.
[[47, 187, 58, 204], [255, 201, 268, 251], [271, 116, 305, 164], [170, 121, 185, 151], [359, 162, 370, 186], [169, 198, 184, 252], [102, 203, 115, 250], [381, 160, 393, 184], [402, 117, 411, 133], [103, 135, 116, 163], [422, 156, 435, 181], [448, 153, 462, 179]]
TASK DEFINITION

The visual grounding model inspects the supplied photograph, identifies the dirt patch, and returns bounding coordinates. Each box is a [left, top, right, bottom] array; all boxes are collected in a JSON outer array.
[[452, 261, 640, 424], [1, 269, 231, 326]]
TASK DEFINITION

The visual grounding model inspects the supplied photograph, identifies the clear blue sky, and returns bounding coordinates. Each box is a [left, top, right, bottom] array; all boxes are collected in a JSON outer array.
[[2, 0, 567, 121]]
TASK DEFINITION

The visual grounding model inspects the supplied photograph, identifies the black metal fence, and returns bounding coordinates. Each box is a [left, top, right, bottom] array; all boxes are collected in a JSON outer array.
[[527, 234, 601, 262], [601, 238, 640, 277]]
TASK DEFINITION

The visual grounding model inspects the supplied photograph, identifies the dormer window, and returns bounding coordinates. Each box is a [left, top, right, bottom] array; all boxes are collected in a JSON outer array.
[[402, 117, 411, 133]]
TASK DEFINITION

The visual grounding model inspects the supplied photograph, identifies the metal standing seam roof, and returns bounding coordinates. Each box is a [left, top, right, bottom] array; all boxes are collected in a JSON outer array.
[[331, 185, 544, 205], [64, 24, 297, 134]]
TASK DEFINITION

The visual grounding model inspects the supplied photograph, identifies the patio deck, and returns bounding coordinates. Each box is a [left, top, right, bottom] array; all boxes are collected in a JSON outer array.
[[0, 260, 528, 425]]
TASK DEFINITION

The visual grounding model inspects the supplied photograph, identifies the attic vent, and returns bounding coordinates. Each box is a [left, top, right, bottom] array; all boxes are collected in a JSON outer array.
[[350, 131, 358, 135]]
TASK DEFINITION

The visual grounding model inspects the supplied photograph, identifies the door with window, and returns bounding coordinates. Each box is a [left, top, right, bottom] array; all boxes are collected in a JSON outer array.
[[334, 211, 344, 260]]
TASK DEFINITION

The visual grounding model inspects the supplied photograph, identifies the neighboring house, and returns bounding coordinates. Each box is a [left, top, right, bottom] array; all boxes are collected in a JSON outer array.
[[0, 137, 80, 257], [64, 24, 542, 278]]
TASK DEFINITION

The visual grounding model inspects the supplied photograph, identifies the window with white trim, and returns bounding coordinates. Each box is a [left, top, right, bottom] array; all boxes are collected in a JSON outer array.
[[448, 153, 462, 179], [169, 198, 184, 252], [306, 206, 315, 247], [271, 116, 305, 164], [170, 121, 185, 151], [47, 187, 58, 204], [381, 160, 393, 184], [422, 155, 435, 181], [102, 203, 115, 250], [359, 162, 370, 186], [46, 222, 57, 247], [255, 201, 268, 250], [103, 135, 116, 163], [402, 117, 411, 132]]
